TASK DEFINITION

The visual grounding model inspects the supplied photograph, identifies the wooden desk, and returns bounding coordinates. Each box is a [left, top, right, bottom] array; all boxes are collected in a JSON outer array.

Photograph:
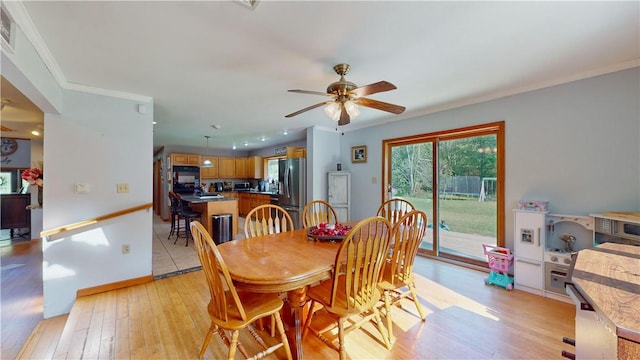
[[217, 228, 340, 360], [0, 194, 31, 238]]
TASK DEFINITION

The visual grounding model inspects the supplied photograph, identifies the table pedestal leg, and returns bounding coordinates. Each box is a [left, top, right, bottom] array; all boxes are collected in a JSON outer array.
[[286, 287, 307, 360]]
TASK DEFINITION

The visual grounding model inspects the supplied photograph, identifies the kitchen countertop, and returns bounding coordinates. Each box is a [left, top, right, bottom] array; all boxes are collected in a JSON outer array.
[[180, 195, 238, 203], [570, 242, 640, 343], [235, 190, 277, 195]]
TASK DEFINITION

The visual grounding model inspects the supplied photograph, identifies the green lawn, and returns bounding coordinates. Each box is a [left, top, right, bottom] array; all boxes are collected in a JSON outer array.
[[403, 197, 497, 237]]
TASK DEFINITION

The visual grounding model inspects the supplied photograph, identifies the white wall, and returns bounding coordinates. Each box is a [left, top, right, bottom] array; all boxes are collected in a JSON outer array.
[[3, 10, 155, 317], [0, 1, 61, 115], [41, 90, 153, 317], [341, 68, 640, 250], [308, 126, 342, 202]]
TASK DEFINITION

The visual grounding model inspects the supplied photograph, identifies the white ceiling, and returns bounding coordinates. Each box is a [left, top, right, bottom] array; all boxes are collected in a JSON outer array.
[[5, 1, 639, 152]]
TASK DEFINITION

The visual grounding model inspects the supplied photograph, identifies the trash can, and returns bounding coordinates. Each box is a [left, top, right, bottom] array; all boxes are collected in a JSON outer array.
[[212, 213, 232, 245]]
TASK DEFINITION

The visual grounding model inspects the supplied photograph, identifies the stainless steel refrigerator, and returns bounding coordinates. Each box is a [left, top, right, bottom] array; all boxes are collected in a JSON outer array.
[[278, 158, 306, 229]]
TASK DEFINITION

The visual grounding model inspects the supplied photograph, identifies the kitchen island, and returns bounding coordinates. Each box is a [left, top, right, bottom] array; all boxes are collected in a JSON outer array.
[[181, 195, 239, 239], [567, 242, 640, 358]]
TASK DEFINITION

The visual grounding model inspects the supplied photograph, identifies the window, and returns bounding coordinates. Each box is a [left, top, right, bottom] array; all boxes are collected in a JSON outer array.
[[383, 122, 504, 266], [263, 156, 285, 183]]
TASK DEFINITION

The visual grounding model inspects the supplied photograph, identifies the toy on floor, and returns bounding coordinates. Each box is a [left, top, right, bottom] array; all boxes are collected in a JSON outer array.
[[482, 244, 514, 290]]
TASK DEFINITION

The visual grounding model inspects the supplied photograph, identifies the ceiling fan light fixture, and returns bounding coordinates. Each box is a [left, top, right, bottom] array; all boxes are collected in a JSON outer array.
[[324, 102, 341, 121], [344, 100, 360, 118]]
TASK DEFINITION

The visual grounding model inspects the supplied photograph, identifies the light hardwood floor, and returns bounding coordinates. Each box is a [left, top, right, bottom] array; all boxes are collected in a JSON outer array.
[[1, 237, 43, 360], [16, 253, 576, 359]]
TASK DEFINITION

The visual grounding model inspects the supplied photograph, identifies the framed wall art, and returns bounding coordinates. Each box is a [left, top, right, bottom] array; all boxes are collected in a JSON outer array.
[[351, 145, 367, 163]]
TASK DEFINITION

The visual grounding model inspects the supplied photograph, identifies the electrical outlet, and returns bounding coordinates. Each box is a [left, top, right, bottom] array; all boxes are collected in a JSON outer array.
[[371, 176, 377, 184], [117, 183, 129, 193], [122, 244, 130, 254]]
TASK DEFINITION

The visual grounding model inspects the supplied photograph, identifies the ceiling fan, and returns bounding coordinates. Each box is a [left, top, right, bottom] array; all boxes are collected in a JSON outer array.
[[285, 63, 405, 126]]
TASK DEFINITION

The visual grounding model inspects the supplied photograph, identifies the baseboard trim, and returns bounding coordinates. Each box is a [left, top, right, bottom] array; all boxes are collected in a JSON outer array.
[[77, 275, 154, 297], [421, 253, 491, 274]]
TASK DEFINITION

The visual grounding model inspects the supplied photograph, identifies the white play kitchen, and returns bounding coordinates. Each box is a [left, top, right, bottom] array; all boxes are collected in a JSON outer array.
[[513, 202, 594, 303]]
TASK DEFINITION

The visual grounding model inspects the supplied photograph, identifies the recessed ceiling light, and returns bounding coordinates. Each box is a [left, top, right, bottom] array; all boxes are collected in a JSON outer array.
[[283, 130, 288, 135], [31, 130, 40, 136], [244, 142, 249, 147], [152, 121, 157, 125], [232, 145, 237, 150], [260, 137, 266, 142], [212, 124, 221, 130]]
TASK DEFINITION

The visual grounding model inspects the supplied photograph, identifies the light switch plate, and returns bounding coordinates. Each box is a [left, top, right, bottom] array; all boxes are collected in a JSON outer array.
[[75, 183, 90, 193], [117, 183, 130, 193]]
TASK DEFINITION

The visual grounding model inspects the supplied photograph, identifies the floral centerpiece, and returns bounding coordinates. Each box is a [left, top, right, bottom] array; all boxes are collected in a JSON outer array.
[[21, 167, 43, 206], [21, 168, 43, 185]]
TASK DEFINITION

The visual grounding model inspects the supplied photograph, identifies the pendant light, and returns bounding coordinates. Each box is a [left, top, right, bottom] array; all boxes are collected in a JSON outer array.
[[202, 135, 213, 168]]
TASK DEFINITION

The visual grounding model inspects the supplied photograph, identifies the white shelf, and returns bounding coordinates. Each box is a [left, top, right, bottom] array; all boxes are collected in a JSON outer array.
[[547, 213, 594, 231]]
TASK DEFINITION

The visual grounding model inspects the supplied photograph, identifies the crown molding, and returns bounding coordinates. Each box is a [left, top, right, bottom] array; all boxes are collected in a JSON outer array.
[[66, 82, 153, 103], [3, 1, 67, 87], [4, 1, 152, 104]]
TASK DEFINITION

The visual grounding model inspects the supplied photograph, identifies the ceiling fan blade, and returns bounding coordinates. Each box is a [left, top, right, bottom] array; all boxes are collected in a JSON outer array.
[[285, 101, 329, 118], [288, 89, 336, 97], [349, 81, 397, 97], [354, 97, 406, 114], [338, 105, 350, 126]]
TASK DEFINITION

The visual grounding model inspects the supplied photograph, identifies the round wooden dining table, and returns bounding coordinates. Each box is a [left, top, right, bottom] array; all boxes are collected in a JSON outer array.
[[216, 227, 343, 360]]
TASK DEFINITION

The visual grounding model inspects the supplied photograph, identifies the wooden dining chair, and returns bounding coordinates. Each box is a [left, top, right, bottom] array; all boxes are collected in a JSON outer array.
[[190, 221, 292, 360], [376, 198, 415, 225], [377, 210, 428, 343], [244, 204, 294, 238], [301, 199, 338, 228], [243, 204, 295, 336], [303, 216, 392, 360]]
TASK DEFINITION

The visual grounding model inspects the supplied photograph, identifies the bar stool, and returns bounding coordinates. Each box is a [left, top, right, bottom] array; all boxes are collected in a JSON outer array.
[[170, 193, 201, 246], [168, 192, 180, 239]]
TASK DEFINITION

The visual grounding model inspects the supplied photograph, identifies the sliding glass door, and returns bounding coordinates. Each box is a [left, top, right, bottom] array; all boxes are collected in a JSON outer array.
[[383, 122, 504, 265]]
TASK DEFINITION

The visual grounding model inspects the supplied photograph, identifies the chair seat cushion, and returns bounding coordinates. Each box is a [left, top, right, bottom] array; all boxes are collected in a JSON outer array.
[[209, 290, 283, 330], [307, 276, 382, 317]]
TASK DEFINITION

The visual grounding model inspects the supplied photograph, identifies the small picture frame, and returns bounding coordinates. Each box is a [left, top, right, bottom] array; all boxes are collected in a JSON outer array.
[[351, 145, 367, 163]]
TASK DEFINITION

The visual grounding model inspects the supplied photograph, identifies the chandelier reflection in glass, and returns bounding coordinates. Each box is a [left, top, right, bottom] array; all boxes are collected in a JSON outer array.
[[324, 100, 360, 121]]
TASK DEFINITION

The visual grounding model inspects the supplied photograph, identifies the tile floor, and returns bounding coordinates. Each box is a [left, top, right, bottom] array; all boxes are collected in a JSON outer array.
[[152, 214, 245, 278]]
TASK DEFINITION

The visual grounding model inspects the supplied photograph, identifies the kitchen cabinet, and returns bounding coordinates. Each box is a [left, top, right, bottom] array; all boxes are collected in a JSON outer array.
[[286, 147, 306, 158], [200, 156, 219, 178], [171, 153, 200, 166], [221, 192, 238, 199], [513, 210, 547, 295], [235, 158, 247, 178], [327, 171, 350, 222], [246, 156, 263, 179], [238, 193, 251, 216], [218, 157, 236, 178], [238, 192, 270, 217]]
